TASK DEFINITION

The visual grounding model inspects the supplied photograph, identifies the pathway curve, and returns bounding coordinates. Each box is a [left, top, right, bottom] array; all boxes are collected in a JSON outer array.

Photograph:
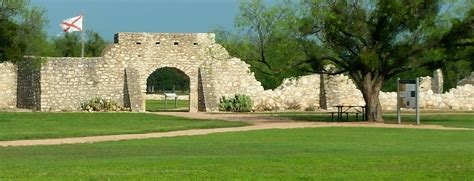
[[0, 112, 471, 147]]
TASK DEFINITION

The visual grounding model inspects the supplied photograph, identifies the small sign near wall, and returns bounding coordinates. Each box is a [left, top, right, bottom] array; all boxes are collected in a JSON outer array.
[[397, 78, 420, 125]]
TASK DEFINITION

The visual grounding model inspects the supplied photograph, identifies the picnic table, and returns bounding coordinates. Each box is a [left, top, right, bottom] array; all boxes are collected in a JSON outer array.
[[331, 105, 367, 121]]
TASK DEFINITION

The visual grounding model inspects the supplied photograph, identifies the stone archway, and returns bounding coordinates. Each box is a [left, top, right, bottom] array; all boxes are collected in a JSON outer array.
[[123, 62, 201, 112], [144, 66, 191, 112], [111, 33, 215, 112]]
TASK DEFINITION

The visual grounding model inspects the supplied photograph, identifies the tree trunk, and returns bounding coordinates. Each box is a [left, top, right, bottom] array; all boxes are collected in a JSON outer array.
[[319, 73, 327, 109], [356, 73, 384, 122]]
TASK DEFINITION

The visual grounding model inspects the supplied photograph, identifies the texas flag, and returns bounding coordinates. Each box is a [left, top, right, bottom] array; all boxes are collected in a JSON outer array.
[[60, 15, 83, 33]]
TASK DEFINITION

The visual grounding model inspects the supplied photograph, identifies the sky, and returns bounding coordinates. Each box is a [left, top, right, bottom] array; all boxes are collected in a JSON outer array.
[[30, 0, 241, 41]]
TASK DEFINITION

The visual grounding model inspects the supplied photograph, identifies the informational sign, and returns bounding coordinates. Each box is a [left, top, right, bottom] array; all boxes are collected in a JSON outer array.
[[397, 78, 420, 125], [164, 92, 178, 108], [398, 80, 417, 109], [164, 93, 177, 98]]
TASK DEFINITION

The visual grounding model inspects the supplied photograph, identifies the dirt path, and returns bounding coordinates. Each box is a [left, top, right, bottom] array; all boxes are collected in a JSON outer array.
[[0, 112, 471, 147]]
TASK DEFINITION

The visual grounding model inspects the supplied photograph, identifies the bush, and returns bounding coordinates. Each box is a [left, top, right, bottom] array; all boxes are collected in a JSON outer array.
[[305, 105, 316, 112], [218, 94, 253, 112], [286, 101, 302, 110], [80, 97, 125, 112]]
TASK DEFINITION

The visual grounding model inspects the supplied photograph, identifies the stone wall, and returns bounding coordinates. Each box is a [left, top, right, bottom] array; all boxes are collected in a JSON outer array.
[[9, 32, 261, 112], [0, 62, 17, 109], [379, 84, 474, 111], [39, 57, 125, 111], [458, 72, 474, 86], [16, 60, 41, 110], [254, 75, 320, 111], [254, 73, 473, 111], [324, 74, 365, 108], [200, 57, 264, 111]]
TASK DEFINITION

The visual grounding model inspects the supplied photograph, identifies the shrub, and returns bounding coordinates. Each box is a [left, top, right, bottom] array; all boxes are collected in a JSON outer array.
[[218, 94, 253, 112], [305, 105, 316, 112], [286, 101, 302, 110], [80, 97, 125, 112], [218, 97, 233, 112]]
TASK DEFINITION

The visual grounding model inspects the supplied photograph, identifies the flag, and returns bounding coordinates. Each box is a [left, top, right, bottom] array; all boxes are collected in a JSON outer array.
[[60, 15, 83, 33]]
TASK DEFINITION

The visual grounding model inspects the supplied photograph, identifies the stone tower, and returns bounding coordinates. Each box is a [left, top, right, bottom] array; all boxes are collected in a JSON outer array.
[[431, 69, 443, 93]]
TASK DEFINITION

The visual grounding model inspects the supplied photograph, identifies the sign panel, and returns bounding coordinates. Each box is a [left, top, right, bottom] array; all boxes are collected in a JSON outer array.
[[397, 78, 420, 125], [399, 83, 417, 109], [164, 93, 177, 98]]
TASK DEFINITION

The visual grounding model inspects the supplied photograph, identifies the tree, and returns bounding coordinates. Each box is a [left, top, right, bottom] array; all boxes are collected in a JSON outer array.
[[435, 8, 473, 90], [0, 0, 28, 63], [0, 0, 56, 62], [52, 30, 108, 57], [146, 68, 190, 93], [299, 0, 472, 121], [85, 31, 108, 57], [0, 18, 25, 63], [19, 6, 56, 57], [216, 0, 308, 89], [52, 33, 82, 57]]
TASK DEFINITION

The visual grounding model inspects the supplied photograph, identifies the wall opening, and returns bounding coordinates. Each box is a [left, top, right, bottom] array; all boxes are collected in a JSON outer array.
[[145, 67, 190, 112]]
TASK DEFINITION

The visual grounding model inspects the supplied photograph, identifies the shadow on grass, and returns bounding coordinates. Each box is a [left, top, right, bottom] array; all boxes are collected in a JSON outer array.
[[275, 113, 365, 122], [273, 112, 474, 128], [146, 108, 189, 112], [382, 113, 474, 128]]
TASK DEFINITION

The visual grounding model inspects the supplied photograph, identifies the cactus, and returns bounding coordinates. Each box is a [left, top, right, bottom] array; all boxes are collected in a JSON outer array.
[[218, 94, 253, 112]]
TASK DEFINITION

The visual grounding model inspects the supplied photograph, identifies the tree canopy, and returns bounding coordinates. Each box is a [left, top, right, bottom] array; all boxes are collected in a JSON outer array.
[[215, 0, 309, 89], [52, 30, 108, 57], [0, 0, 30, 63], [146, 67, 190, 93]]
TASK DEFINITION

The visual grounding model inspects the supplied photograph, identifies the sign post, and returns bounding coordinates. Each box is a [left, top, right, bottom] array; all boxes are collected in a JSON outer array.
[[397, 78, 420, 125], [164, 92, 178, 109], [397, 78, 401, 124], [416, 78, 420, 125]]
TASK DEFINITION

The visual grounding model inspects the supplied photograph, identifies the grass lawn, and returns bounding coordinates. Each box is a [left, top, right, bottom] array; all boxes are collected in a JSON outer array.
[[383, 113, 474, 128], [146, 100, 189, 112], [273, 112, 474, 128], [0, 112, 248, 141], [0, 127, 472, 179]]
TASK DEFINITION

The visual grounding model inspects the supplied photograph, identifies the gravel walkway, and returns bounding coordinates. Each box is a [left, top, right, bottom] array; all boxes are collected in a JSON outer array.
[[0, 112, 471, 147]]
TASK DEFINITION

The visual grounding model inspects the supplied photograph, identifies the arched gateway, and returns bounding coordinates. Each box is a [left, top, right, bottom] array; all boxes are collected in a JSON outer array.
[[11, 33, 265, 112], [115, 33, 211, 112]]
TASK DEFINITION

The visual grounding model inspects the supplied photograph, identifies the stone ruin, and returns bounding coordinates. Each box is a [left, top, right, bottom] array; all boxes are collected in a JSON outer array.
[[0, 32, 472, 112]]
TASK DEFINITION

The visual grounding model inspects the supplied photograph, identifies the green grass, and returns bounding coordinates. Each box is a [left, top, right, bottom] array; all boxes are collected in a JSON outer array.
[[383, 113, 474, 128], [0, 112, 248, 141], [146, 100, 189, 111], [0, 127, 472, 179], [274, 112, 474, 128]]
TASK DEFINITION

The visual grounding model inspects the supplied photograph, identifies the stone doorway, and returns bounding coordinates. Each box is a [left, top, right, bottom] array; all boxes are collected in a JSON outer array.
[[145, 67, 190, 112]]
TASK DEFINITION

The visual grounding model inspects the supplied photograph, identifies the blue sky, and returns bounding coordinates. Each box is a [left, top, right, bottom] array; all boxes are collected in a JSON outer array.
[[30, 0, 241, 41]]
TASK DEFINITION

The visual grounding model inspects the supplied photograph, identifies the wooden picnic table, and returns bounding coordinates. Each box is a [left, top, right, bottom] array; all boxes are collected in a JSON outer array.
[[331, 105, 367, 121]]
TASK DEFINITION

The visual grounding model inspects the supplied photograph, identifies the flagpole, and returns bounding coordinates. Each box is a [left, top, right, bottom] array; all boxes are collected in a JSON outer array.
[[81, 10, 85, 58]]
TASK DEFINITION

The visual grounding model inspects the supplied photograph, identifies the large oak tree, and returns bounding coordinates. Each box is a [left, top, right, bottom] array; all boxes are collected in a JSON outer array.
[[299, 0, 473, 121]]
